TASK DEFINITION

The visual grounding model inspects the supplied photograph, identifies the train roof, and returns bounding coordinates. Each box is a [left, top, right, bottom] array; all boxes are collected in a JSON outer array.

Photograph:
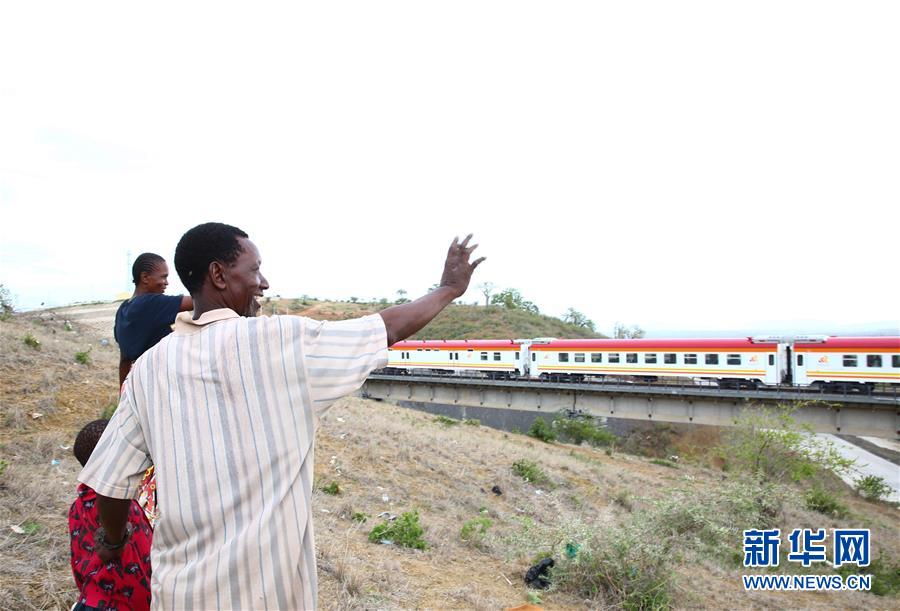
[[390, 339, 522, 350], [531, 338, 776, 351], [793, 336, 900, 351]]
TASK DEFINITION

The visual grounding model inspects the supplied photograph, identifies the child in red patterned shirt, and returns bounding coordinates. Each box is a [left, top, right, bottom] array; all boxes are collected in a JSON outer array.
[[69, 419, 153, 611]]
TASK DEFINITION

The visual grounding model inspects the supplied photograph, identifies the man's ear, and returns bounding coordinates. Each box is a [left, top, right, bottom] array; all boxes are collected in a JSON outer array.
[[139, 271, 150, 287], [208, 261, 228, 290]]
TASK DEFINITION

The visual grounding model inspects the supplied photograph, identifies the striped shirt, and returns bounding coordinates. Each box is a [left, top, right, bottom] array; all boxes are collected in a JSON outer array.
[[79, 309, 388, 610]]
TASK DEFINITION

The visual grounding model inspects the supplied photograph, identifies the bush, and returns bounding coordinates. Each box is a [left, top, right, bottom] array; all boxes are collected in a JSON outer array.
[[351, 512, 369, 523], [321, 481, 341, 495], [720, 404, 855, 483], [836, 555, 900, 597], [460, 517, 493, 545], [554, 523, 673, 610], [649, 458, 678, 469], [463, 418, 480, 426], [804, 486, 848, 518], [553, 413, 616, 447], [528, 417, 556, 443], [433, 415, 459, 427], [23, 333, 40, 349], [855, 475, 892, 502], [368, 511, 427, 550], [75, 349, 92, 365], [512, 459, 550, 486]]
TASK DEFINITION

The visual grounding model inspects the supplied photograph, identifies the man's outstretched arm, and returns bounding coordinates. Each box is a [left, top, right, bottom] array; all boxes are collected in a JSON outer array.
[[379, 234, 485, 346]]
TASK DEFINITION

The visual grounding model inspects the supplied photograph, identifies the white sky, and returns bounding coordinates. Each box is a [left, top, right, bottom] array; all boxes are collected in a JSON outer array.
[[1, 1, 898, 336]]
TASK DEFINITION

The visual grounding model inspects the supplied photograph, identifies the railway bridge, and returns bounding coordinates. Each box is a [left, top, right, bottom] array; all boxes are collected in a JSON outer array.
[[361, 374, 899, 438]]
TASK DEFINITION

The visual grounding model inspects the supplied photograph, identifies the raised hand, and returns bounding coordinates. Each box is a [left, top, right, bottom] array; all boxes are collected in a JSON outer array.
[[439, 234, 486, 299]]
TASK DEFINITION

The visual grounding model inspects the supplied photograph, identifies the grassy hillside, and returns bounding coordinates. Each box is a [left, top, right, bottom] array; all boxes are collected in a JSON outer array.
[[269, 299, 605, 340], [1, 308, 898, 609]]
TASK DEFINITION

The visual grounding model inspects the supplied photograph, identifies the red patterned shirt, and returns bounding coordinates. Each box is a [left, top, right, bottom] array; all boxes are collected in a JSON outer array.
[[68, 484, 153, 611]]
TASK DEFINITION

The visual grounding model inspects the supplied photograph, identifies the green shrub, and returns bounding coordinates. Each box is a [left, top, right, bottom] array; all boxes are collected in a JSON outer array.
[[460, 517, 493, 544], [75, 349, 92, 365], [351, 512, 369, 523], [433, 415, 459, 427], [0, 458, 9, 477], [368, 511, 427, 550], [512, 459, 550, 486], [321, 481, 341, 495], [649, 458, 678, 469], [21, 520, 41, 535], [836, 555, 900, 596], [854, 475, 892, 502], [463, 418, 480, 426], [554, 523, 673, 610], [528, 417, 556, 443], [23, 333, 40, 349], [553, 413, 616, 447], [720, 404, 855, 483], [804, 486, 848, 518]]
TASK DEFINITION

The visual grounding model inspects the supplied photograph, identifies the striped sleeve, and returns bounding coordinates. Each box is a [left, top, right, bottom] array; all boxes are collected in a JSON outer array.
[[78, 386, 151, 499], [300, 313, 388, 412]]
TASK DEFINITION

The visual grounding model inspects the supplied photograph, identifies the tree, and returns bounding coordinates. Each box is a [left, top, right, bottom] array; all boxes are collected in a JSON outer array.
[[395, 289, 410, 304], [0, 284, 13, 320], [477, 282, 495, 307], [490, 288, 539, 314], [563, 307, 596, 331], [613, 322, 645, 339]]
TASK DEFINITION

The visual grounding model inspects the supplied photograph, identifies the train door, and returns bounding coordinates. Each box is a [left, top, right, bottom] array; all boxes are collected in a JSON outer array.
[[793, 347, 808, 385], [783, 345, 793, 385]]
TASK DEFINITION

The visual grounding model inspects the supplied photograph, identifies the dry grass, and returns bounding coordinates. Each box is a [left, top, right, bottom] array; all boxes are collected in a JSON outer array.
[[1, 309, 897, 609]]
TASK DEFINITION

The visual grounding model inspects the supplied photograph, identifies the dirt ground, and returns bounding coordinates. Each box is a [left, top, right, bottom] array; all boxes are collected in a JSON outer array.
[[1, 308, 897, 610]]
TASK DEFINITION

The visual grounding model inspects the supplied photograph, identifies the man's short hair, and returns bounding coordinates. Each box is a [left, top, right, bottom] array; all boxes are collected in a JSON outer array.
[[132, 252, 166, 285], [174, 222, 249, 293], [74, 419, 109, 467]]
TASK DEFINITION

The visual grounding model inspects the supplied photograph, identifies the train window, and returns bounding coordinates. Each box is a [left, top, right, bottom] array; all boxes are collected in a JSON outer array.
[[727, 354, 741, 365], [608, 353, 620, 363], [894, 355, 900, 368], [480, 352, 488, 361], [768, 354, 774, 366], [706, 354, 719, 365], [797, 355, 804, 366], [574, 353, 585, 363], [626, 353, 638, 363], [493, 352, 501, 361], [867, 355, 882, 368], [684, 354, 697, 364], [559, 353, 570, 362], [532, 353, 536, 362], [591, 353, 602, 363], [843, 355, 857, 367], [515, 352, 520, 360], [664, 353, 676, 364], [645, 353, 657, 364]]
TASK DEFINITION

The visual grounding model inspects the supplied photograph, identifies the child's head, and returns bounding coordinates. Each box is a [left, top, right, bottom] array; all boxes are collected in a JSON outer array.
[[74, 419, 109, 467]]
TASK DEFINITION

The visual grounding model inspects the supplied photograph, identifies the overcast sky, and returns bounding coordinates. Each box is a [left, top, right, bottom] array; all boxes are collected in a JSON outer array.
[[1, 2, 898, 336]]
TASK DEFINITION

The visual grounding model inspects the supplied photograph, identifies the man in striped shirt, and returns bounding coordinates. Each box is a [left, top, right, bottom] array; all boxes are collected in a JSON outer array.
[[79, 222, 484, 610]]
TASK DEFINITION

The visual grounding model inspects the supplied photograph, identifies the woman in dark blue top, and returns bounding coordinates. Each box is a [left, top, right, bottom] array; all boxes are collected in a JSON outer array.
[[115, 253, 193, 385]]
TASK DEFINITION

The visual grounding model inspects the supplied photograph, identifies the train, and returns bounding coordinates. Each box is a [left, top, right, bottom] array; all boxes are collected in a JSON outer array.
[[381, 335, 900, 392]]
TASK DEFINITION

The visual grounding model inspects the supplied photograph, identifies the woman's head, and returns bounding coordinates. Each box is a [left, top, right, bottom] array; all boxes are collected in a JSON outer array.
[[131, 252, 169, 293]]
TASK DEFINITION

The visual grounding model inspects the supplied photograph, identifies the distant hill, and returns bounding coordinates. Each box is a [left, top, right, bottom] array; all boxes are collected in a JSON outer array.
[[270, 299, 606, 340]]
